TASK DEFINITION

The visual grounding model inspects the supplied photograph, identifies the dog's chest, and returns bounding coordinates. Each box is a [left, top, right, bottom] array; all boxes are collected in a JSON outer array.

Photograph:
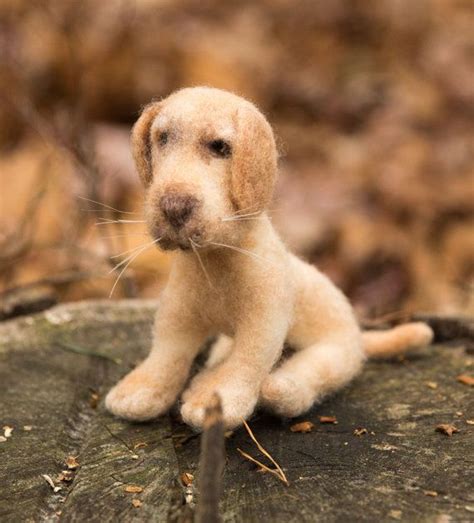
[[195, 265, 247, 334]]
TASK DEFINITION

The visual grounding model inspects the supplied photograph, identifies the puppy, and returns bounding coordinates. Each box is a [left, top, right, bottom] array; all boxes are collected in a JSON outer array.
[[105, 87, 433, 429]]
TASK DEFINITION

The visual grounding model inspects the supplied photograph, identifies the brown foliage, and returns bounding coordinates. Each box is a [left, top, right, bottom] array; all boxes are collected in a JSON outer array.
[[0, 0, 472, 316]]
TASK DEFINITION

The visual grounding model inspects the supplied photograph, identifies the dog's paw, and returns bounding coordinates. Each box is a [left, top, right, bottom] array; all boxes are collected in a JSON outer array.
[[180, 369, 259, 430], [260, 373, 317, 418], [106, 386, 167, 421], [105, 365, 176, 421]]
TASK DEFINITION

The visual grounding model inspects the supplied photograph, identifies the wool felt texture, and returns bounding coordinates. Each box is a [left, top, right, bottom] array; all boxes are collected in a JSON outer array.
[[106, 87, 434, 430]]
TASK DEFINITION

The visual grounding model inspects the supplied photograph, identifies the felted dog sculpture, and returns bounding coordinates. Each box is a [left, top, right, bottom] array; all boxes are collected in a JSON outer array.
[[105, 87, 433, 429]]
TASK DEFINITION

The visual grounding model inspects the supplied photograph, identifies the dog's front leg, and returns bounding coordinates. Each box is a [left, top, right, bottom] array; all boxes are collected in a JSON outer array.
[[106, 302, 209, 421], [181, 310, 288, 429]]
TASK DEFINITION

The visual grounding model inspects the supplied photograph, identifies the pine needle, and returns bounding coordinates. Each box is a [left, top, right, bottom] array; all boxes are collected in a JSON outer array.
[[57, 341, 121, 364]]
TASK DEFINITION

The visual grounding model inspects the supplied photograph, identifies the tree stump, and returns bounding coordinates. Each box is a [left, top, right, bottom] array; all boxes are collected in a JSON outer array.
[[0, 300, 472, 522]]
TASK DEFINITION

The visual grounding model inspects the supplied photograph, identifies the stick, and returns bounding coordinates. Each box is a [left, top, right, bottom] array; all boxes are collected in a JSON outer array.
[[195, 394, 225, 523]]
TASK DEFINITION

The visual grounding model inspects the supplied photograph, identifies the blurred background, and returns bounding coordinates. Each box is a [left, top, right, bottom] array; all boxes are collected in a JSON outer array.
[[0, 0, 473, 322]]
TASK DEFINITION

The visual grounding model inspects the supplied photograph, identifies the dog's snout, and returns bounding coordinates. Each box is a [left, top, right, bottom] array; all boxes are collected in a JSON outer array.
[[160, 193, 197, 229]]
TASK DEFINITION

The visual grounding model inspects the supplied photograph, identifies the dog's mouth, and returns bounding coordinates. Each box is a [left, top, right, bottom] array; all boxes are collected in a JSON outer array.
[[154, 231, 204, 252], [160, 238, 191, 251], [157, 238, 184, 251], [147, 210, 207, 251]]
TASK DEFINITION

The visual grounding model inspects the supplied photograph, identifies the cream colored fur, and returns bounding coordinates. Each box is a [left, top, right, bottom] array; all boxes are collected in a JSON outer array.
[[105, 87, 434, 429]]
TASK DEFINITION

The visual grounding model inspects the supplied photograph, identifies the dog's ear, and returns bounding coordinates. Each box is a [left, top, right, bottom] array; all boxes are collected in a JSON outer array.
[[231, 104, 277, 211], [131, 102, 162, 186]]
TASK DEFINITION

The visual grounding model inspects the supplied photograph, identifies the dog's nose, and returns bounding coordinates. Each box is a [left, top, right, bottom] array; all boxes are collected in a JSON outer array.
[[160, 193, 197, 229]]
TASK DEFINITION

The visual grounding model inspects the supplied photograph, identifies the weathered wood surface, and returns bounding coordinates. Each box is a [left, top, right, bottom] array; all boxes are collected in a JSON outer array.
[[0, 300, 472, 522]]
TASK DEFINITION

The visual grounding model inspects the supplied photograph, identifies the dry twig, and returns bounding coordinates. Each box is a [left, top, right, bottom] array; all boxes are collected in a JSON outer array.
[[238, 419, 289, 486]]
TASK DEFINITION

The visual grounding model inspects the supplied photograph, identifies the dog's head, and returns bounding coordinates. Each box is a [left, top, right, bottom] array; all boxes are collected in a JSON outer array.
[[131, 87, 277, 250]]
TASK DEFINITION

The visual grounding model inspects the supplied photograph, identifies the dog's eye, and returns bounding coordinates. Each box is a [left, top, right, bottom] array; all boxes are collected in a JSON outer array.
[[208, 139, 231, 158], [158, 132, 168, 146]]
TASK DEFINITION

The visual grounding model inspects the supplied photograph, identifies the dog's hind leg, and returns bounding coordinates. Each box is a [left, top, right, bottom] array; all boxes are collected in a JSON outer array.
[[260, 335, 365, 418], [260, 258, 366, 418]]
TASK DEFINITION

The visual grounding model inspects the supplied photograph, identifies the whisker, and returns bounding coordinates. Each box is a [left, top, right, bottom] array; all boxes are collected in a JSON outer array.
[[97, 217, 145, 223], [81, 208, 141, 216], [232, 204, 260, 216], [190, 238, 215, 290], [78, 196, 138, 215], [110, 239, 157, 259], [208, 241, 273, 266], [108, 238, 160, 298], [98, 233, 149, 240], [108, 251, 142, 298], [221, 210, 262, 221], [230, 210, 263, 219], [222, 209, 282, 222], [108, 239, 159, 274], [95, 218, 146, 226], [221, 215, 269, 222]]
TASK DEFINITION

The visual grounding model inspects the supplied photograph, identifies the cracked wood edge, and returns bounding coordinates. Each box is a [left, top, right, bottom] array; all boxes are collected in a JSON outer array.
[[0, 299, 183, 522]]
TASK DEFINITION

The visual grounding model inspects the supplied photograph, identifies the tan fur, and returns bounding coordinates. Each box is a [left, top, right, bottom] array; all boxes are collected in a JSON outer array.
[[106, 87, 434, 429], [131, 102, 162, 186], [362, 322, 433, 359]]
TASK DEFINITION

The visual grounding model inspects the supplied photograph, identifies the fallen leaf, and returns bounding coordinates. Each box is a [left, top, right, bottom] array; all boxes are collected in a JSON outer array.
[[66, 456, 80, 470], [23, 425, 33, 431], [57, 470, 74, 482], [319, 416, 338, 424], [353, 427, 368, 436], [132, 499, 142, 508], [0, 436, 7, 443], [426, 381, 438, 390], [133, 442, 148, 450], [290, 421, 314, 433], [89, 391, 100, 409], [423, 490, 438, 497], [466, 420, 474, 425], [436, 424, 460, 436], [389, 509, 402, 520], [180, 472, 194, 486], [3, 426, 13, 438], [124, 485, 143, 494], [456, 374, 474, 386]]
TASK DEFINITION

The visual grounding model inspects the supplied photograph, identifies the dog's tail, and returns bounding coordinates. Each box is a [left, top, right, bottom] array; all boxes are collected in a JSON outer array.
[[362, 322, 434, 359]]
